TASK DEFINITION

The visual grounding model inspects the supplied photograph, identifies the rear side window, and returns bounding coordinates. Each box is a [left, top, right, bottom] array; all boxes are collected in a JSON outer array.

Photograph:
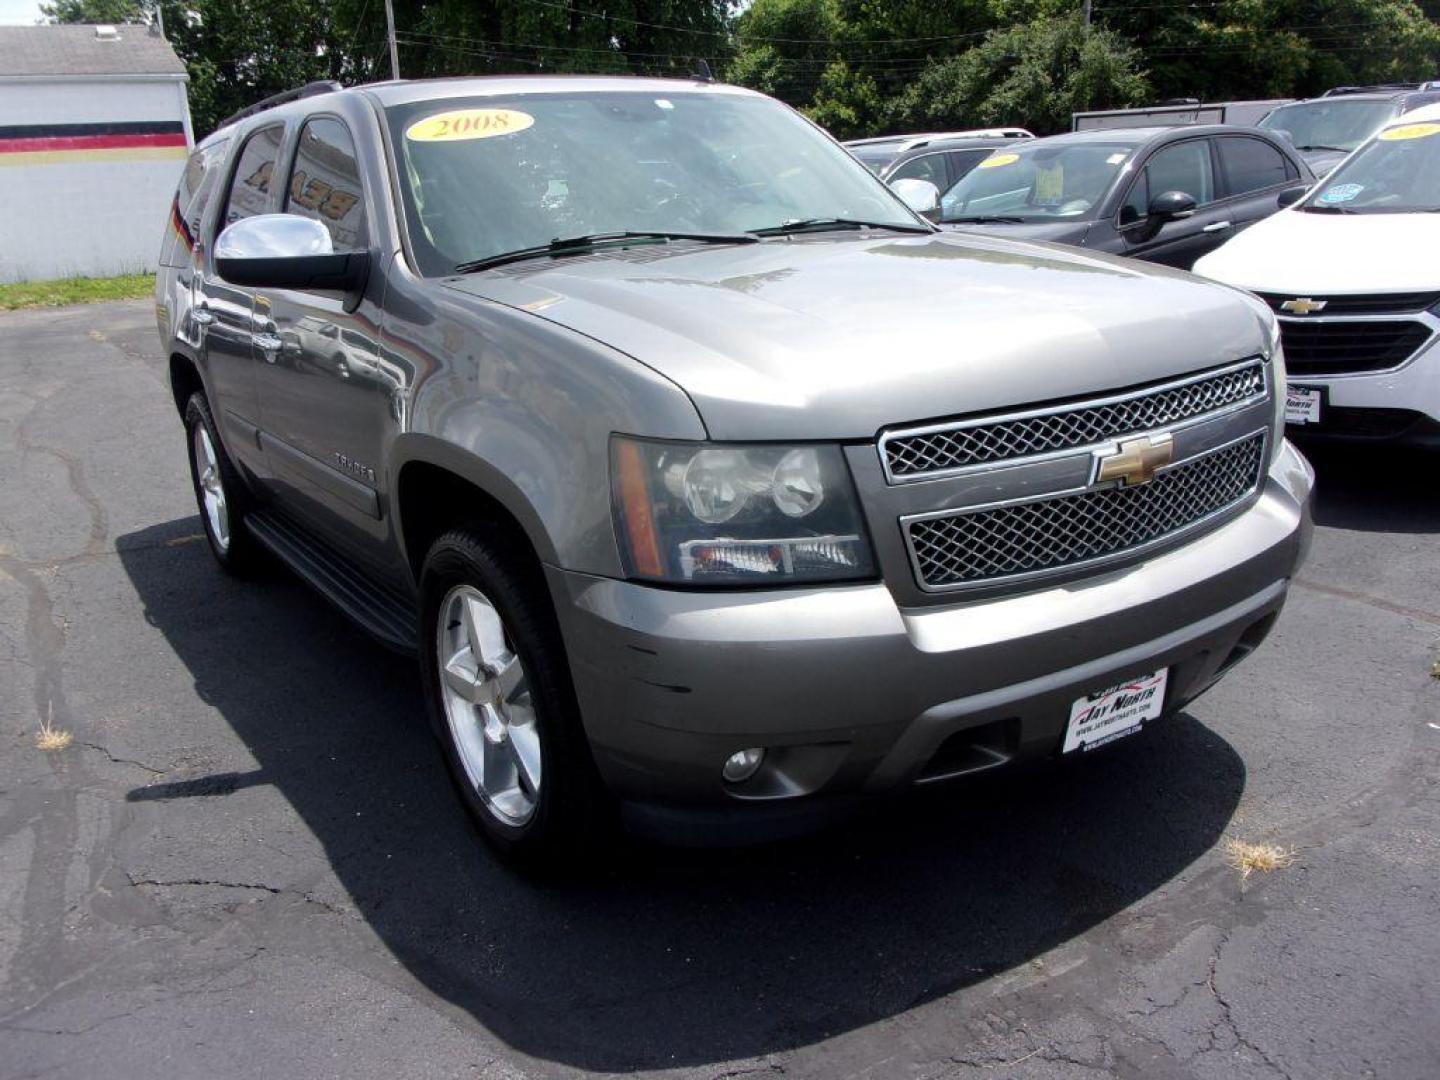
[[944, 149, 993, 185], [220, 125, 285, 234], [160, 138, 229, 267], [284, 117, 368, 251], [1217, 136, 1293, 196]]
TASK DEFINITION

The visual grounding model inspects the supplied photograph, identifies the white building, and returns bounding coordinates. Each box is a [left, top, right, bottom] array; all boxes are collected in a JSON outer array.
[[0, 23, 192, 283]]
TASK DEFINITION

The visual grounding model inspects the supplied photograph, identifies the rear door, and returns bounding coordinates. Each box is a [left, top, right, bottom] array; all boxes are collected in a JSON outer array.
[[197, 123, 287, 473], [1114, 137, 1233, 268], [1213, 134, 1305, 234]]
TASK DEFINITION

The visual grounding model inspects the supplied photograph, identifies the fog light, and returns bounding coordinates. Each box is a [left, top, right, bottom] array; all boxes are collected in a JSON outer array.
[[722, 747, 765, 784]]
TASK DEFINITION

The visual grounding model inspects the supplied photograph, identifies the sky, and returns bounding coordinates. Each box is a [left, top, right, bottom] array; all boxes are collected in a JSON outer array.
[[0, 0, 43, 24]]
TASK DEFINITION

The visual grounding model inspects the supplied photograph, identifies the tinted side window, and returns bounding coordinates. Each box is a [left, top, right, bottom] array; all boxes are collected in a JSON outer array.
[[161, 138, 229, 266], [284, 117, 368, 251], [889, 152, 947, 188], [221, 125, 285, 233], [1137, 140, 1216, 215], [1217, 136, 1291, 196]]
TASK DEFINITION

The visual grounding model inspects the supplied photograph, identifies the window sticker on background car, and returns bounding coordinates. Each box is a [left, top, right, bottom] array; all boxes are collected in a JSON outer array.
[[405, 109, 535, 142], [1318, 183, 1364, 204], [977, 152, 1019, 169], [1106, 152, 1128, 165], [1378, 122, 1440, 142], [1034, 163, 1064, 205]]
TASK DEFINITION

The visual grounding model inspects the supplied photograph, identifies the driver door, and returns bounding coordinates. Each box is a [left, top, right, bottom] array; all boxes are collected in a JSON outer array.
[[1115, 138, 1232, 268]]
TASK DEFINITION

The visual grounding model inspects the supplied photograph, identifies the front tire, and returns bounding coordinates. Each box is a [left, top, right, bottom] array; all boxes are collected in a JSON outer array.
[[418, 526, 607, 869], [183, 392, 262, 575]]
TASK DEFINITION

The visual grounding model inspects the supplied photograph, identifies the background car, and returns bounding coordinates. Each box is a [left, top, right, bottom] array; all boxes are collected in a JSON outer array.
[[928, 125, 1313, 268], [1194, 103, 1440, 448], [844, 128, 1034, 181], [1257, 83, 1440, 174]]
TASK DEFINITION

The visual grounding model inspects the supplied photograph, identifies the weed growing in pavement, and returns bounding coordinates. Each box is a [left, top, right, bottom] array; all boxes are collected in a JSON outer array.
[[1225, 838, 1294, 882], [34, 703, 73, 752]]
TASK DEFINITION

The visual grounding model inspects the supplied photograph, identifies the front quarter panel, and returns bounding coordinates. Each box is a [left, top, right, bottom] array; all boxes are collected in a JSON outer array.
[[384, 268, 706, 578]]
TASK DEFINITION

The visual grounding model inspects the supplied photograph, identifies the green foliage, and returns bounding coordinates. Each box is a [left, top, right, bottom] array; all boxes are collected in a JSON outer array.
[[40, 0, 145, 22], [890, 14, 1151, 135], [804, 61, 885, 137], [0, 273, 152, 310]]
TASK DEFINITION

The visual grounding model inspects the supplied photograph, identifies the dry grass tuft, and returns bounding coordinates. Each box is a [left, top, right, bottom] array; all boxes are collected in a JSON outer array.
[[1225, 838, 1294, 882], [34, 704, 73, 752], [1430, 657, 1440, 680]]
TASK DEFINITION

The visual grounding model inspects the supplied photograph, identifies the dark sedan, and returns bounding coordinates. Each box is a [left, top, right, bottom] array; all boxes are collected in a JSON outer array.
[[933, 125, 1314, 268]]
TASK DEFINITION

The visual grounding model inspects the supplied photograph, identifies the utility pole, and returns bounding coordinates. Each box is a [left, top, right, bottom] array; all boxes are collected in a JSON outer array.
[[1082, 0, 1091, 25], [384, 0, 400, 80]]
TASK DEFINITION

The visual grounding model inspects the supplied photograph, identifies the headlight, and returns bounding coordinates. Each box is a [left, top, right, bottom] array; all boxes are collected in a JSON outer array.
[[610, 436, 876, 585], [1264, 311, 1288, 460]]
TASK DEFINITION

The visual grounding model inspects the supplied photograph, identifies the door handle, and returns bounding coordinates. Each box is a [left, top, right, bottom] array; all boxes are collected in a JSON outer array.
[[192, 306, 215, 326], [253, 332, 284, 355], [1202, 221, 1233, 233]]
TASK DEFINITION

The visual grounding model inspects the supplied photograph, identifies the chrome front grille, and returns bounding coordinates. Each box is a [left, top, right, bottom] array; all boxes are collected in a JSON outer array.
[[880, 359, 1266, 482], [905, 433, 1266, 590]]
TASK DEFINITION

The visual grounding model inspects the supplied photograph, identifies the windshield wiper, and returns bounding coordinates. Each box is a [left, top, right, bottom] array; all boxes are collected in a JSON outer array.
[[1298, 204, 1357, 214], [749, 217, 933, 237], [1294, 144, 1352, 154], [455, 230, 758, 274], [943, 215, 1027, 224]]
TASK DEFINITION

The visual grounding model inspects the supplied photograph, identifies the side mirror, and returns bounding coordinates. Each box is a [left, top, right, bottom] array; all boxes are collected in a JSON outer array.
[[891, 177, 941, 220], [215, 214, 370, 295], [1277, 185, 1309, 209], [1149, 190, 1197, 221]]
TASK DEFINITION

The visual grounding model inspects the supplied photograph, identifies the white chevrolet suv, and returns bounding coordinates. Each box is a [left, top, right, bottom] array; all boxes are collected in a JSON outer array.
[[1195, 103, 1440, 447]]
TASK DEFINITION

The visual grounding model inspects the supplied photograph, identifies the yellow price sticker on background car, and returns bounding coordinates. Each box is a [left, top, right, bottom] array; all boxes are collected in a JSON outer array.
[[405, 109, 534, 142], [1378, 122, 1440, 141], [977, 152, 1019, 169]]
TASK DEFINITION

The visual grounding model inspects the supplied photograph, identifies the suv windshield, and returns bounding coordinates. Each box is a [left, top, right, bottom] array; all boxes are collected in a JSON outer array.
[[1300, 119, 1440, 213], [937, 141, 1134, 223], [1258, 99, 1399, 152], [386, 90, 916, 275]]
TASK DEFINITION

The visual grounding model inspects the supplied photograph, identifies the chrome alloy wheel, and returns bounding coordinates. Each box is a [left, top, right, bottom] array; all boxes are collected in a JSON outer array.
[[192, 424, 230, 553], [436, 584, 542, 826]]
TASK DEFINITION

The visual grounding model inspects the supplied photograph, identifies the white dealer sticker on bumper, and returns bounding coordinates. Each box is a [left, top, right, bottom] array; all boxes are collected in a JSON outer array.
[[1285, 386, 1322, 424], [1063, 669, 1168, 753]]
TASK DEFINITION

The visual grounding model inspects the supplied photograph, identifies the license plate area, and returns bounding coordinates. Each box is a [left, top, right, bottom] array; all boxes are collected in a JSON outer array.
[[1063, 668, 1168, 753], [1285, 384, 1324, 425]]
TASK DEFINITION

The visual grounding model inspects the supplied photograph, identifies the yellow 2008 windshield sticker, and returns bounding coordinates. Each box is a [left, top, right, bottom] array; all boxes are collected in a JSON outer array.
[[1379, 122, 1440, 141], [405, 109, 534, 142], [977, 152, 1019, 169]]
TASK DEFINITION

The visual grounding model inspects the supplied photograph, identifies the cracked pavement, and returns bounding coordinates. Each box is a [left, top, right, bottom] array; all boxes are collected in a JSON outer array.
[[2, 300, 1438, 1079]]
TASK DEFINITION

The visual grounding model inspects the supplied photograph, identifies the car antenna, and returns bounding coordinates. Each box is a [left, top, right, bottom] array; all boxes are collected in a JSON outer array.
[[693, 58, 714, 83]]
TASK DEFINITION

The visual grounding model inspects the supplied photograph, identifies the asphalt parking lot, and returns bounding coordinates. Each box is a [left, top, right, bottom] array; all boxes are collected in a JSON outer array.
[[2, 298, 1438, 1080]]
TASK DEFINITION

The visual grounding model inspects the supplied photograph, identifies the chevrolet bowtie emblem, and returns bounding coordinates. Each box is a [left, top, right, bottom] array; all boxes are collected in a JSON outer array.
[[1095, 433, 1174, 487], [1279, 297, 1327, 315]]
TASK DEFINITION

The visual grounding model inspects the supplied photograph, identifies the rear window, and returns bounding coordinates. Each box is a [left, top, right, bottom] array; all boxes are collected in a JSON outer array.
[[1217, 136, 1294, 197], [159, 138, 228, 267]]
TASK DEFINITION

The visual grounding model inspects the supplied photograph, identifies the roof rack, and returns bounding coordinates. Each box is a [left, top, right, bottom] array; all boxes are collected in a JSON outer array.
[[1321, 82, 1425, 97], [217, 80, 343, 130]]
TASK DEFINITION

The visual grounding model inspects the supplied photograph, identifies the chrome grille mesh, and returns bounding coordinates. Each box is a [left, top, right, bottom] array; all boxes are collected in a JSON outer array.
[[883, 361, 1266, 479], [907, 434, 1266, 589]]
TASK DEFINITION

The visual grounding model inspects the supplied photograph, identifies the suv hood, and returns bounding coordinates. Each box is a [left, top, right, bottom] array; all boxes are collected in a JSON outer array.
[[1194, 207, 1440, 295], [446, 233, 1269, 440]]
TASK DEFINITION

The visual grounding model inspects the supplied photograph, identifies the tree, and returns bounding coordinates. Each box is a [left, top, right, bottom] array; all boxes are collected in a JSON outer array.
[[891, 14, 1150, 135], [41, 0, 146, 22]]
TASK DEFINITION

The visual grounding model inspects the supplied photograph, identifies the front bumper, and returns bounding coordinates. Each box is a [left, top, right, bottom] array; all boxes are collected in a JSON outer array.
[[548, 441, 1314, 830], [1287, 335, 1440, 446]]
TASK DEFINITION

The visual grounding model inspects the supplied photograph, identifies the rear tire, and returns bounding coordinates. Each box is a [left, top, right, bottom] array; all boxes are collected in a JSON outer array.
[[183, 392, 262, 575], [418, 525, 609, 871]]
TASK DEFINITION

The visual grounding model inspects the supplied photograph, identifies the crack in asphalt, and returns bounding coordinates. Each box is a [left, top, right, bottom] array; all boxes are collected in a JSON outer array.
[[125, 872, 352, 919], [74, 741, 167, 776], [1294, 576, 1440, 627]]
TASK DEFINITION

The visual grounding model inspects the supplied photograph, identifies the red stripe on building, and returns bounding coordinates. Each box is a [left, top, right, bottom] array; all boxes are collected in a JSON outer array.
[[0, 132, 188, 154]]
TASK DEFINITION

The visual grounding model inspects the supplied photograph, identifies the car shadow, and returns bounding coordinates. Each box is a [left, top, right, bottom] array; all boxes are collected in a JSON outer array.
[[118, 517, 1245, 1072], [1301, 440, 1440, 534]]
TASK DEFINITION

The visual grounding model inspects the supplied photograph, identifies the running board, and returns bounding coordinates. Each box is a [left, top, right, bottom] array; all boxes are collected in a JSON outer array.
[[245, 510, 419, 654]]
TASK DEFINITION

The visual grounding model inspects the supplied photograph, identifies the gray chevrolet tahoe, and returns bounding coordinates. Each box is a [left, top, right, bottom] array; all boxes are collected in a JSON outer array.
[[155, 76, 1314, 865]]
